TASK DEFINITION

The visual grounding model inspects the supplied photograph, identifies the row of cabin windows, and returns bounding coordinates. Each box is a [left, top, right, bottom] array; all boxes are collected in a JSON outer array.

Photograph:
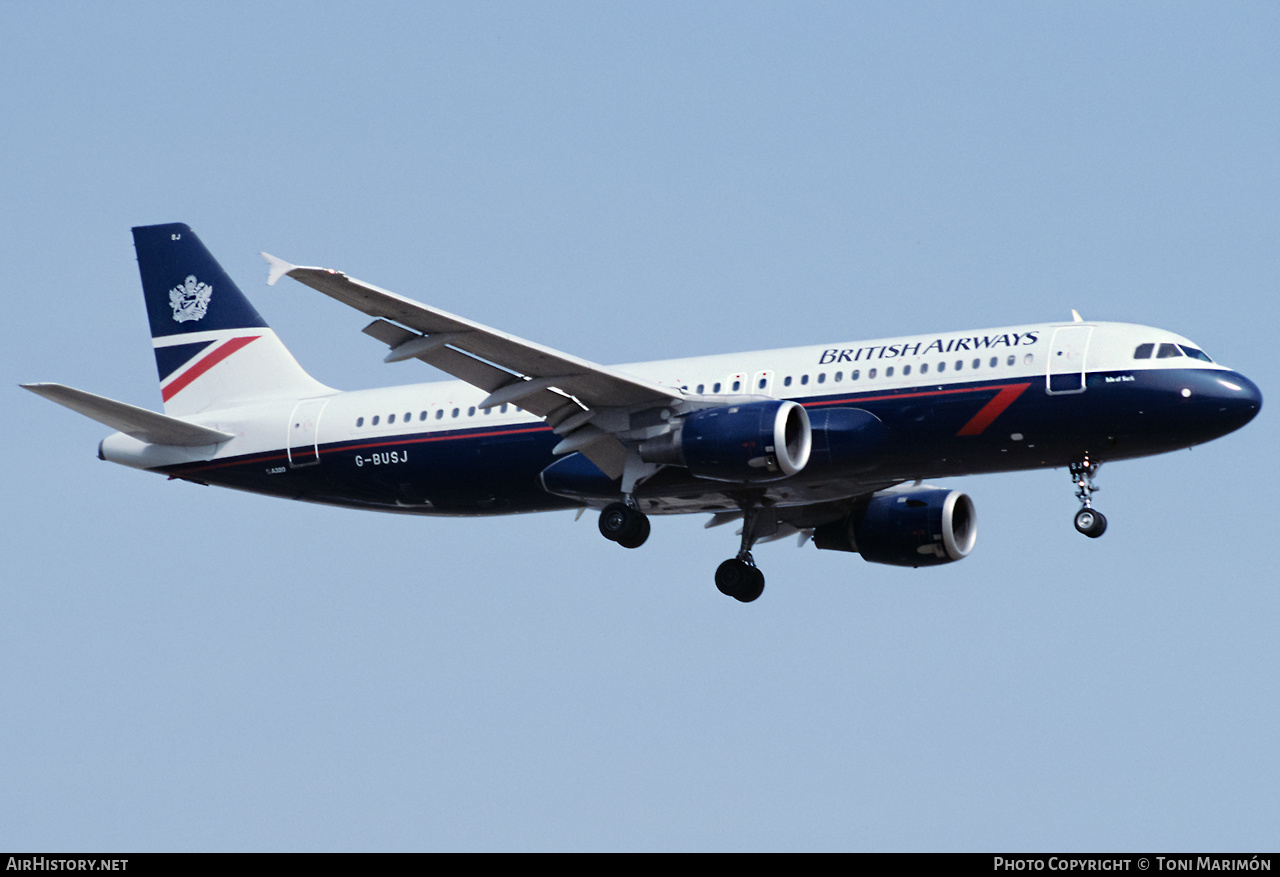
[[355, 403, 511, 428], [1133, 343, 1212, 362], [677, 354, 1034, 394], [777, 353, 1033, 387], [355, 350, 1049, 426]]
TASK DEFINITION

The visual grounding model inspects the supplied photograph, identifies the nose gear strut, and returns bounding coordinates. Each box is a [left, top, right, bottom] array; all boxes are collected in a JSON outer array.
[[1069, 458, 1107, 538]]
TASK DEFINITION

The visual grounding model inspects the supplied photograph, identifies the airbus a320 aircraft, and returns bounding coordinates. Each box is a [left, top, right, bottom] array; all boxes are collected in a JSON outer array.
[[24, 224, 1262, 602]]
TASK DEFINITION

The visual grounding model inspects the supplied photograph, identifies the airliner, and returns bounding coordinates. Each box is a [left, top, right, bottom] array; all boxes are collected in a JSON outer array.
[[23, 224, 1262, 602]]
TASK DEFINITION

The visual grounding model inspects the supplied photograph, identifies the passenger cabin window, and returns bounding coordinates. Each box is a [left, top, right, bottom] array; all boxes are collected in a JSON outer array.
[[1006, 355, 1016, 366], [817, 373, 826, 384], [886, 366, 894, 377], [800, 375, 809, 385], [732, 380, 741, 392], [1157, 343, 1183, 359], [902, 365, 911, 376], [851, 369, 860, 380], [834, 371, 843, 381], [436, 409, 444, 419], [868, 368, 877, 379], [356, 417, 364, 427], [1134, 343, 1154, 359], [989, 357, 998, 368], [713, 382, 721, 393], [783, 377, 792, 387], [388, 414, 396, 424], [697, 383, 705, 393], [372, 416, 380, 426]]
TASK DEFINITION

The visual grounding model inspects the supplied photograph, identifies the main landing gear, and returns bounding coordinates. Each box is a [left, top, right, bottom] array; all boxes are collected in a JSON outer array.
[[716, 557, 765, 603], [598, 498, 766, 602], [1069, 458, 1107, 538], [714, 505, 770, 603], [598, 500, 650, 549]]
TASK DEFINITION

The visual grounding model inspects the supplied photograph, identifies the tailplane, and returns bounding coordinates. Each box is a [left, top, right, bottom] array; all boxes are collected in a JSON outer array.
[[133, 223, 331, 416]]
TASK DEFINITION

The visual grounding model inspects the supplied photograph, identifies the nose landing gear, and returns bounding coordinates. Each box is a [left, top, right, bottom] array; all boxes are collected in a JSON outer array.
[[1070, 458, 1107, 538]]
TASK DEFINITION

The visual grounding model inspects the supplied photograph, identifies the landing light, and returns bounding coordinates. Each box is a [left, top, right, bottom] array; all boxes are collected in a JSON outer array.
[[1181, 388, 1192, 398]]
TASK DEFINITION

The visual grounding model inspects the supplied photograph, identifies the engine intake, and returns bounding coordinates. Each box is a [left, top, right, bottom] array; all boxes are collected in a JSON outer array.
[[813, 486, 977, 567], [640, 399, 811, 483]]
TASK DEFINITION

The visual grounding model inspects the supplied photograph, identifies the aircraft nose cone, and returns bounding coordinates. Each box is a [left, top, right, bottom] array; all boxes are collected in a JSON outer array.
[[1201, 371, 1262, 433]]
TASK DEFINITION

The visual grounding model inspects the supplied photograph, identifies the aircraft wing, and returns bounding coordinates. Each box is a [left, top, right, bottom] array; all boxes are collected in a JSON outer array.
[[263, 254, 682, 478]]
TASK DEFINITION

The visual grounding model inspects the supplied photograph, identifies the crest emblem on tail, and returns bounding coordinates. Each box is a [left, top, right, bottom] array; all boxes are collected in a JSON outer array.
[[169, 275, 212, 323]]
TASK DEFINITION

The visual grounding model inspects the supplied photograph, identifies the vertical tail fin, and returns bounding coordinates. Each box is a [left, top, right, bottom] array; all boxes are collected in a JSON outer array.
[[133, 223, 331, 415]]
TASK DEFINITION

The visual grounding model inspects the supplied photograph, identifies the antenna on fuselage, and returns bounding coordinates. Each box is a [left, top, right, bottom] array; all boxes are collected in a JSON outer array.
[[1071, 309, 1084, 322]]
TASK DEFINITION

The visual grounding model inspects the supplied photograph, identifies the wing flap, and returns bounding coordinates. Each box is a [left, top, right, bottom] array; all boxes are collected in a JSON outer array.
[[21, 383, 234, 447], [361, 317, 627, 477], [363, 319, 582, 417]]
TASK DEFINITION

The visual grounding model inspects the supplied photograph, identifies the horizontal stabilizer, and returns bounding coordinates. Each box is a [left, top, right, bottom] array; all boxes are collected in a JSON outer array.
[[21, 383, 234, 446]]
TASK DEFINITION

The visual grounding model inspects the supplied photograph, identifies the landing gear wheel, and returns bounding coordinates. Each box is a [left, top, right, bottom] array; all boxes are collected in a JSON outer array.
[[715, 558, 765, 603], [599, 502, 649, 548], [616, 513, 650, 549], [1074, 508, 1107, 538]]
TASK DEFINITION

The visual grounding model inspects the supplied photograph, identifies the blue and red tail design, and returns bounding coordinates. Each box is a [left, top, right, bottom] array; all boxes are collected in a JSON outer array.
[[132, 223, 330, 416]]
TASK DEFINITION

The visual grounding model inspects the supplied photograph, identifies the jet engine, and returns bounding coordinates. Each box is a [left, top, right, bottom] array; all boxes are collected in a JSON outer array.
[[813, 486, 977, 567], [639, 399, 812, 483]]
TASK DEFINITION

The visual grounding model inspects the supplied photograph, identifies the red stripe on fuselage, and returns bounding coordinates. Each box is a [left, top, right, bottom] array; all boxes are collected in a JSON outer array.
[[168, 425, 551, 476], [955, 382, 1031, 435], [161, 335, 260, 402]]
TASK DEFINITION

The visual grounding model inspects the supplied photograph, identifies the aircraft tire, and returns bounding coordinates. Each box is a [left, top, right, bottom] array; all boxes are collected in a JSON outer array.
[[599, 502, 644, 545], [1074, 508, 1108, 538], [616, 513, 651, 549], [715, 559, 765, 602]]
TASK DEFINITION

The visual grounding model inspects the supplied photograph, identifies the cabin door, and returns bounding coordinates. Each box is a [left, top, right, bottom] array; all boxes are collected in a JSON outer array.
[[1046, 327, 1093, 395], [287, 398, 329, 467]]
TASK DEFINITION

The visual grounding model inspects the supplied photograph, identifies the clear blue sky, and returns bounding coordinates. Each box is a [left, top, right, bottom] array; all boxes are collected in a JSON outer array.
[[3, 2, 1276, 851]]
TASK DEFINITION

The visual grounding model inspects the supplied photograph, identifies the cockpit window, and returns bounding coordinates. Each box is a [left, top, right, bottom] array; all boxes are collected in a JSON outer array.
[[1157, 343, 1183, 359], [1179, 345, 1213, 362], [1134, 343, 1154, 359]]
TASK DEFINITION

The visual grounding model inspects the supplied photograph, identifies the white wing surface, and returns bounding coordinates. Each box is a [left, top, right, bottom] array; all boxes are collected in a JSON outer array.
[[264, 254, 682, 478]]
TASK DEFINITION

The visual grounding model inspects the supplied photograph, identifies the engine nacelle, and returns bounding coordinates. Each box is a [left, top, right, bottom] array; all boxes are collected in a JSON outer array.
[[806, 407, 888, 473], [813, 487, 977, 567], [640, 399, 812, 483]]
